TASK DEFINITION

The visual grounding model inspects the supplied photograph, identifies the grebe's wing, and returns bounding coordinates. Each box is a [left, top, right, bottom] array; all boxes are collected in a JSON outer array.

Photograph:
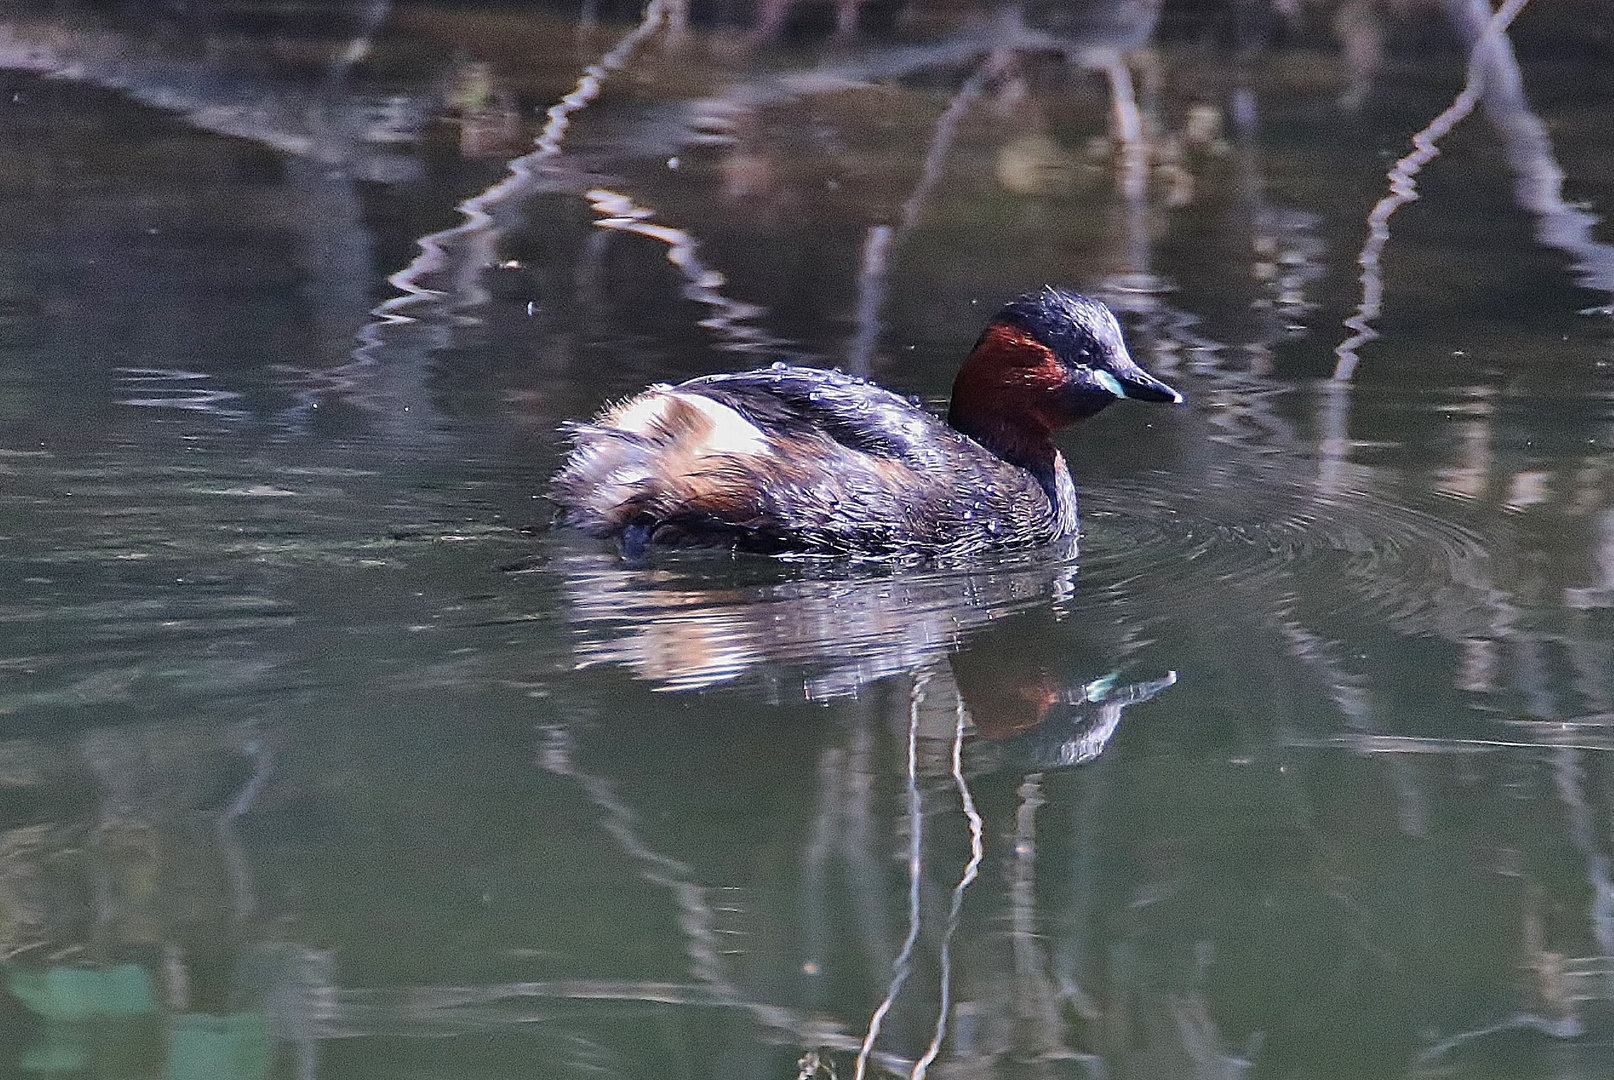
[[679, 367, 950, 464]]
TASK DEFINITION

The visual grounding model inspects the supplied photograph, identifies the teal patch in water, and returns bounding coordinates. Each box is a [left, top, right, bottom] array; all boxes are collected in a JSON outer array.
[[8, 964, 157, 1021], [166, 1012, 271, 1080]]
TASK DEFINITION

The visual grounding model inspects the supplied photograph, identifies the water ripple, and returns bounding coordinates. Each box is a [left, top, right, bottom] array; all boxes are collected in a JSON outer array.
[[115, 367, 248, 418], [1077, 472, 1495, 629]]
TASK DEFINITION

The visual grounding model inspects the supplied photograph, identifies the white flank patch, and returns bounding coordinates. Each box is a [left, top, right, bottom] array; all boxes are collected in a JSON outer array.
[[605, 388, 675, 434], [681, 394, 767, 457]]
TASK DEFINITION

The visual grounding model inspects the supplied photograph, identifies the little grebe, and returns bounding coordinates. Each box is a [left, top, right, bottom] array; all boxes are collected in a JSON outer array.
[[550, 287, 1180, 558]]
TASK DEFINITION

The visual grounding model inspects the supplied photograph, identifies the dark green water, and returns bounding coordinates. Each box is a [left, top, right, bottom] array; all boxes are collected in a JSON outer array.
[[2, 1, 1614, 1077]]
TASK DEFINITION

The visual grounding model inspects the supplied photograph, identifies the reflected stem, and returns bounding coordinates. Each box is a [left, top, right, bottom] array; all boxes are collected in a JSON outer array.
[[853, 671, 930, 1080], [1552, 747, 1614, 998], [847, 51, 1014, 374], [536, 722, 738, 996], [910, 689, 986, 1080], [1333, 0, 1532, 381], [217, 735, 274, 925], [371, 0, 673, 329]]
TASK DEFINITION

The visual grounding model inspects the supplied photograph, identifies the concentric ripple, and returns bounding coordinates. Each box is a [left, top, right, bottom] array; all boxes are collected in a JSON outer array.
[[1075, 471, 1497, 630]]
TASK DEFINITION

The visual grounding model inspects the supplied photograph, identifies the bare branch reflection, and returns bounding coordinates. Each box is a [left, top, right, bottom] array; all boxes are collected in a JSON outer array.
[[1334, 0, 1533, 381]]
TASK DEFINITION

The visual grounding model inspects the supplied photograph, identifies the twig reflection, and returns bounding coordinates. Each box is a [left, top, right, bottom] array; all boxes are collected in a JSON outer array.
[[847, 51, 1016, 374], [537, 721, 738, 993], [586, 188, 796, 355], [374, 0, 676, 327], [851, 673, 929, 1080], [910, 692, 985, 1080], [1451, 0, 1614, 303], [1330, 0, 1614, 381]]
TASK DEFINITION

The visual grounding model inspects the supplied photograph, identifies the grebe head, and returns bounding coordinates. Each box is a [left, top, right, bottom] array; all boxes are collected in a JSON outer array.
[[995, 289, 1182, 409], [948, 287, 1180, 469]]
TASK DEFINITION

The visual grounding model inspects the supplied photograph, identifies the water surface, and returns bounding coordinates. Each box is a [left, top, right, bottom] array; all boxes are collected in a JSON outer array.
[[2, 1, 1614, 1077]]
